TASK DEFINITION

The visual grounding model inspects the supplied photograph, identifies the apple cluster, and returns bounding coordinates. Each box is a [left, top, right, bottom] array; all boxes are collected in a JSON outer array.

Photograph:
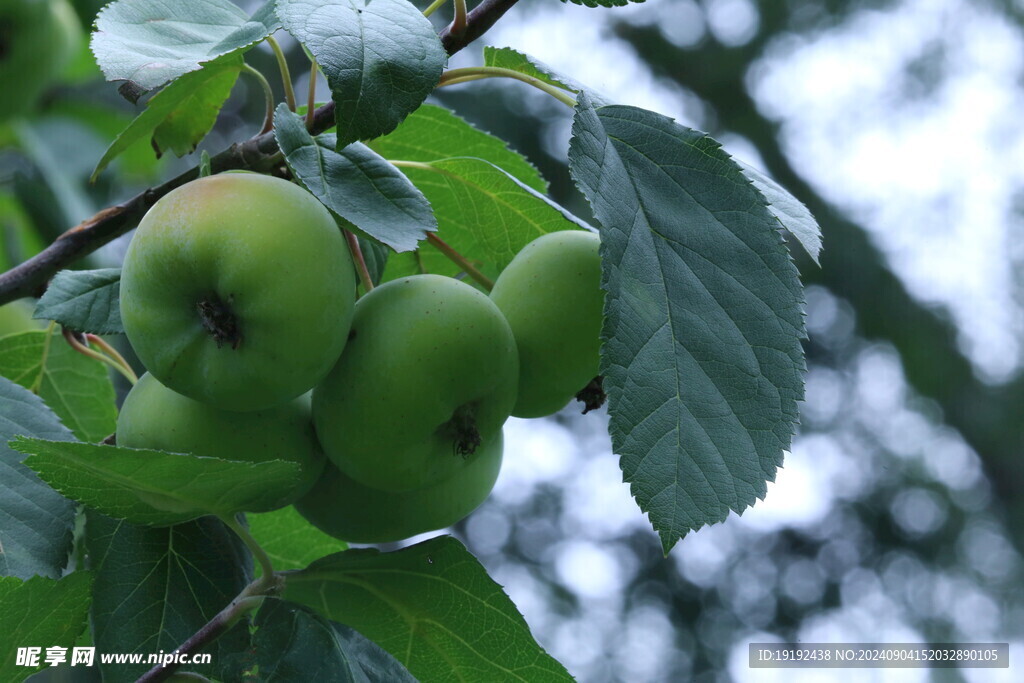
[[117, 172, 603, 543]]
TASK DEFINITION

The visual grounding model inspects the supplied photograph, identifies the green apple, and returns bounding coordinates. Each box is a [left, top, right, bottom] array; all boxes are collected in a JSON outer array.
[[0, 0, 82, 120], [313, 274, 518, 492], [120, 173, 356, 411], [295, 432, 503, 544], [490, 230, 604, 417], [117, 373, 325, 510]]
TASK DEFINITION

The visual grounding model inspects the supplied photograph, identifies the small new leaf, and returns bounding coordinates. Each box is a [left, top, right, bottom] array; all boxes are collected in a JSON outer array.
[[0, 572, 92, 680], [34, 268, 123, 334], [275, 106, 436, 252], [12, 437, 301, 526], [284, 536, 572, 682], [568, 96, 806, 553], [92, 0, 279, 92], [91, 56, 243, 181], [0, 377, 77, 579], [276, 0, 447, 147]]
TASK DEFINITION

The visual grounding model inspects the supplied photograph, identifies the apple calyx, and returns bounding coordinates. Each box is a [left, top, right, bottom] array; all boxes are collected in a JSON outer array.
[[196, 294, 242, 349], [576, 375, 606, 414], [443, 402, 482, 457]]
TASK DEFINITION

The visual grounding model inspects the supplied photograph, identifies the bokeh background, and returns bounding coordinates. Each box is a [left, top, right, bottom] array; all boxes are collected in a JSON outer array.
[[3, 0, 1023, 681]]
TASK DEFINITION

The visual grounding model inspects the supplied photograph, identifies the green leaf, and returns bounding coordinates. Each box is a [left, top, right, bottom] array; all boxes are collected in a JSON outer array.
[[357, 235, 390, 288], [285, 536, 572, 682], [246, 506, 347, 573], [86, 513, 252, 683], [332, 623, 418, 683], [225, 599, 415, 682], [0, 377, 77, 579], [369, 103, 547, 193], [152, 61, 241, 158], [91, 56, 243, 180], [0, 572, 92, 680], [33, 268, 123, 334], [275, 106, 436, 252], [568, 96, 806, 553], [0, 329, 116, 443], [13, 438, 302, 526], [736, 159, 822, 265], [383, 158, 590, 281], [276, 0, 447, 148], [91, 0, 278, 91]]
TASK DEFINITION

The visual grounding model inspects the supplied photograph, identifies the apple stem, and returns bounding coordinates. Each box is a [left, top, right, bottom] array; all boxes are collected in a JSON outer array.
[[436, 66, 577, 109], [451, 0, 468, 36], [61, 327, 138, 385], [345, 230, 375, 293], [576, 375, 606, 414], [266, 35, 297, 112], [426, 233, 494, 291], [306, 59, 319, 129], [86, 333, 139, 385], [423, 0, 449, 17], [242, 64, 275, 135]]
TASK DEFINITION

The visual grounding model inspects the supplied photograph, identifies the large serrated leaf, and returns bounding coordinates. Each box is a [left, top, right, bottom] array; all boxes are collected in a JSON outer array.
[[383, 157, 590, 282], [275, 105, 436, 252], [0, 329, 116, 444], [284, 536, 572, 682], [33, 268, 123, 334], [0, 572, 92, 680], [736, 159, 822, 265], [13, 438, 302, 526], [87, 513, 252, 682], [91, 56, 243, 180], [276, 0, 447, 148], [369, 103, 547, 192], [92, 0, 279, 91], [223, 598, 416, 682], [0, 378, 77, 579], [246, 506, 347, 573], [568, 96, 806, 553]]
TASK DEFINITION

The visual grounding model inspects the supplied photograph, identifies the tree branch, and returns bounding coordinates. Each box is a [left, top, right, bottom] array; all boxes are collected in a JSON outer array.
[[0, 0, 522, 306], [135, 579, 276, 683]]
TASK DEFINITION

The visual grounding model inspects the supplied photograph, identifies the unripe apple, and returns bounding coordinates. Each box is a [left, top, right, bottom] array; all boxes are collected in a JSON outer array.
[[0, 0, 82, 120], [295, 432, 503, 544], [313, 274, 518, 492], [117, 373, 325, 511], [490, 230, 603, 417], [120, 173, 356, 411]]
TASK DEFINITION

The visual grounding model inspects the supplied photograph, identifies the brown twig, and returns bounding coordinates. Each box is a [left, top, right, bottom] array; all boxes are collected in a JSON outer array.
[[0, 0, 522, 307]]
